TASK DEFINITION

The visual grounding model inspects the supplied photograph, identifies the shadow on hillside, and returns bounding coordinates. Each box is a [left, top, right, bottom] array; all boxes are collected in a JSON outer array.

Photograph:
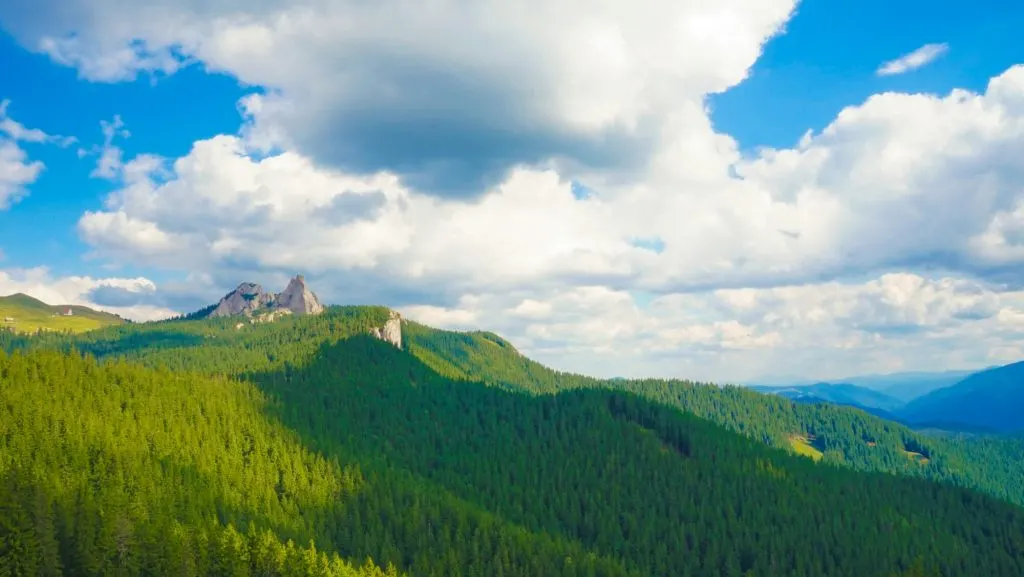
[[68, 330, 208, 361]]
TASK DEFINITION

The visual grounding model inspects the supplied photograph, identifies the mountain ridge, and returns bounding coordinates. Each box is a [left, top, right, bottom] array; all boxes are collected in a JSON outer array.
[[3, 305, 1024, 507], [899, 361, 1024, 432], [750, 382, 905, 412], [2, 316, 1023, 576], [0, 292, 126, 334]]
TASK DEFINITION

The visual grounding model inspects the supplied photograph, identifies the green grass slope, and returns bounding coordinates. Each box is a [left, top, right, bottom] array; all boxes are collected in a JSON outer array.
[[4, 334, 1024, 576], [0, 293, 125, 334]]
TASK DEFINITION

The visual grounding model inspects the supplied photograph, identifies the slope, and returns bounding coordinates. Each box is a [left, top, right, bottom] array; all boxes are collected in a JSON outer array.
[[900, 361, 1024, 432], [0, 293, 125, 334], [5, 312, 1024, 506], [0, 348, 396, 577], [4, 335, 1024, 576], [401, 321, 1024, 506]]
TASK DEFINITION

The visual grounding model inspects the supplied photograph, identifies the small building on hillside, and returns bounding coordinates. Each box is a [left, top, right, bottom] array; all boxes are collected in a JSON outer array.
[[63, 308, 73, 316], [2, 316, 13, 323]]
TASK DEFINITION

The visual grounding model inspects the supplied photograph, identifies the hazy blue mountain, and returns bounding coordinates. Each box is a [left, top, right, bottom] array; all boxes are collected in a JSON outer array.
[[899, 361, 1024, 432], [751, 382, 905, 412], [751, 369, 980, 403]]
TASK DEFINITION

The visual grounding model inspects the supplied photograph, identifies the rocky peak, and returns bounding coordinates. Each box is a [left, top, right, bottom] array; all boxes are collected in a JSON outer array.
[[208, 275, 325, 319], [210, 282, 274, 318], [274, 275, 325, 315]]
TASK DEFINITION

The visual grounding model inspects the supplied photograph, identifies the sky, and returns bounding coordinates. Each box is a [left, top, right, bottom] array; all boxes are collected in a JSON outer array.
[[2, 0, 1024, 384]]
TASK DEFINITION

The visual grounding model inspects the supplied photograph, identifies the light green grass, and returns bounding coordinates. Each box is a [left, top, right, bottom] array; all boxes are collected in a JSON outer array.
[[788, 434, 824, 462], [0, 293, 125, 334], [903, 450, 930, 465]]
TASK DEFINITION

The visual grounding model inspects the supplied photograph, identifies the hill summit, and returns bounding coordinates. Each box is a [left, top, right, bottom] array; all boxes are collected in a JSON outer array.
[[210, 275, 324, 318]]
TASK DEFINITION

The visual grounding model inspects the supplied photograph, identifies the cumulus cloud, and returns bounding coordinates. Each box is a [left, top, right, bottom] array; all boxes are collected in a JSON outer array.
[[0, 99, 76, 147], [0, 0, 797, 196], [0, 140, 42, 209], [83, 115, 130, 179], [399, 273, 1022, 382], [0, 101, 50, 209], [76, 66, 1024, 297], [5, 1, 1024, 379], [877, 43, 949, 76], [0, 267, 178, 321]]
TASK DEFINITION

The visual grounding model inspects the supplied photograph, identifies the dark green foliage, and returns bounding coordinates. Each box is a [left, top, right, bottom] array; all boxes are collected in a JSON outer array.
[[0, 348, 392, 576], [403, 321, 1024, 506], [3, 311, 1024, 576]]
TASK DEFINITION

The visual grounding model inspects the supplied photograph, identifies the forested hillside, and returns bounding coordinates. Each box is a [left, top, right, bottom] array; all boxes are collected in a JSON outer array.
[[3, 334, 1024, 576], [401, 321, 1024, 503], [0, 348, 396, 577], [4, 310, 1024, 511]]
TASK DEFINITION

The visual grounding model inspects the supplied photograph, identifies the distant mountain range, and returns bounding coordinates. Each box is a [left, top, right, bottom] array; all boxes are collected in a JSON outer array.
[[750, 369, 977, 401], [752, 363, 1023, 434], [899, 361, 1024, 433], [750, 382, 905, 413]]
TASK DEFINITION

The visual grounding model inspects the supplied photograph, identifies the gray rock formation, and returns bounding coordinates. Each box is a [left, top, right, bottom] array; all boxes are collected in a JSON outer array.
[[273, 275, 325, 315], [209, 276, 324, 319], [370, 310, 402, 349], [210, 282, 274, 318]]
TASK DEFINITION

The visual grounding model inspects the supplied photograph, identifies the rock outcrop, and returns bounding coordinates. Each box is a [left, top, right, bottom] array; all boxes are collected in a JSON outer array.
[[209, 276, 324, 319], [208, 276, 401, 347], [370, 310, 402, 349], [274, 275, 324, 315], [210, 282, 274, 318]]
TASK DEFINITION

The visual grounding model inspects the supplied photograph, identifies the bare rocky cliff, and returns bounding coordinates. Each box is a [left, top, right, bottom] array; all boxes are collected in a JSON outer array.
[[274, 275, 325, 315], [370, 310, 402, 349], [210, 276, 324, 319], [210, 282, 275, 318], [208, 276, 401, 349]]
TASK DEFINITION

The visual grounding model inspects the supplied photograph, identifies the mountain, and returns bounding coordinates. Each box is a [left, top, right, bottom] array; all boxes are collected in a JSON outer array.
[[867, 371, 981, 403], [401, 321, 1024, 505], [752, 369, 977, 403], [899, 361, 1024, 432], [750, 382, 905, 412], [0, 292, 126, 334], [8, 311, 1021, 509], [208, 275, 325, 319], [2, 312, 1024, 576]]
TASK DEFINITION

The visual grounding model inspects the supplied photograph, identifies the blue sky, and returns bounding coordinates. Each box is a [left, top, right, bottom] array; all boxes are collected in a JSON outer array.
[[711, 0, 1024, 150], [1, 0, 1023, 382], [0, 32, 248, 280]]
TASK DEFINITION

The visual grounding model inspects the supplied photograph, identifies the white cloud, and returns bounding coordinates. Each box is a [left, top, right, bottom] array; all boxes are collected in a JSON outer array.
[[398, 273, 1020, 382], [0, 100, 79, 209], [85, 115, 130, 179], [0, 267, 177, 321], [0, 0, 798, 194], [0, 99, 76, 147], [877, 43, 949, 76], [66, 63, 1024, 380], [0, 140, 43, 210], [77, 66, 1024, 293], [4, 2, 1024, 380]]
